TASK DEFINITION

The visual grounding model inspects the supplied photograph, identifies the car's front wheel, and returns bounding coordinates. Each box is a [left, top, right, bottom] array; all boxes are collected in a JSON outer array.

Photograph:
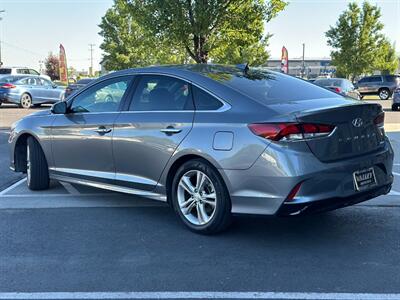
[[171, 159, 232, 234], [27, 137, 50, 190], [378, 88, 390, 100]]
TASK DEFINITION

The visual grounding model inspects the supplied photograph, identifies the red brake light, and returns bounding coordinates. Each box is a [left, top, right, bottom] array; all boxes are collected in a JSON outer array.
[[334, 87, 342, 93], [248, 123, 335, 141], [374, 112, 385, 127], [1, 83, 16, 89]]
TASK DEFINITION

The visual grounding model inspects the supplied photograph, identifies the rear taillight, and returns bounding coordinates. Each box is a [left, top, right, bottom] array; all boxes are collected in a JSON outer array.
[[1, 83, 16, 89], [334, 87, 342, 93], [374, 112, 385, 128], [248, 123, 335, 141]]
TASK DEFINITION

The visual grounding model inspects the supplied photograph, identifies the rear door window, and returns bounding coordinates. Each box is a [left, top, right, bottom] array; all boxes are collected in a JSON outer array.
[[129, 75, 193, 111]]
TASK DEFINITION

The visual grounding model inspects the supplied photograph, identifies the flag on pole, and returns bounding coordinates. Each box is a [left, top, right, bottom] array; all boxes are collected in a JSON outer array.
[[280, 46, 289, 74], [59, 44, 68, 84]]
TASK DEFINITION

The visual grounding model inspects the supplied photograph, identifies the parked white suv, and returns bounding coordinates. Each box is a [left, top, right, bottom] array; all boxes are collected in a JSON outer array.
[[0, 67, 51, 80]]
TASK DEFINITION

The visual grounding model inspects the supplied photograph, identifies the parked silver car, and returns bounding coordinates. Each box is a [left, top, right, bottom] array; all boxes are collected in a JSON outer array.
[[9, 65, 394, 233], [356, 75, 400, 100], [314, 78, 361, 99]]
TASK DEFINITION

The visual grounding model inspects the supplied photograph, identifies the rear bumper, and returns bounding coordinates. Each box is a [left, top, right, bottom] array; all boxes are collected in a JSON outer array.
[[221, 139, 394, 216], [277, 183, 392, 216]]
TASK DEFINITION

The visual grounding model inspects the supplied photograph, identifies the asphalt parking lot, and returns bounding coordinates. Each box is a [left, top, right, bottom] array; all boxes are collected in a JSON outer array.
[[0, 101, 399, 299]]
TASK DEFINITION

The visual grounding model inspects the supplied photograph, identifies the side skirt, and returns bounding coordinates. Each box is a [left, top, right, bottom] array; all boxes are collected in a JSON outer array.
[[49, 173, 167, 202]]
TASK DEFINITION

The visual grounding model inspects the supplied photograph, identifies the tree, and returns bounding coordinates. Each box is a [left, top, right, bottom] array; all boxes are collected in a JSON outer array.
[[326, 1, 395, 80], [135, 0, 286, 64], [374, 39, 398, 74], [44, 52, 60, 81], [99, 0, 189, 71]]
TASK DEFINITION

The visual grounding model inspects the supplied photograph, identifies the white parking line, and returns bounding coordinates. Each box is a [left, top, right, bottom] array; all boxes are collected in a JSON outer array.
[[388, 190, 400, 196], [59, 181, 80, 195], [0, 291, 400, 300], [392, 172, 400, 177], [0, 178, 26, 196]]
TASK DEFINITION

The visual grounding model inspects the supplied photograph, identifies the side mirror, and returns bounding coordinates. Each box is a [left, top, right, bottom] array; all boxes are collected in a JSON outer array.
[[51, 101, 67, 114], [52, 84, 58, 89]]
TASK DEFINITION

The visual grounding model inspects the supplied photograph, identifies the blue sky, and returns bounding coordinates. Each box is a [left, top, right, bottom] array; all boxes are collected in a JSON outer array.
[[0, 0, 399, 71]]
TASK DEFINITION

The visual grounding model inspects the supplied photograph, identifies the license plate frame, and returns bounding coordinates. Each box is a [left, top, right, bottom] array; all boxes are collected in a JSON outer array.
[[353, 167, 377, 191]]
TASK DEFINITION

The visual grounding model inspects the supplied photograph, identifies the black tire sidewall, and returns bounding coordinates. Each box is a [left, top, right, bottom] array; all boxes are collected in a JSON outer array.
[[27, 137, 50, 190], [171, 159, 231, 234]]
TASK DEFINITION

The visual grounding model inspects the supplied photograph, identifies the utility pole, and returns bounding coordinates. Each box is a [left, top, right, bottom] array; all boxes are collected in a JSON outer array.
[[0, 10, 5, 67], [302, 43, 305, 78], [88, 43, 95, 77]]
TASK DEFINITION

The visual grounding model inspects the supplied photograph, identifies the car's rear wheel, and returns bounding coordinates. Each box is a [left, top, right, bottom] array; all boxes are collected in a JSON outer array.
[[393, 104, 400, 111], [27, 137, 49, 190], [378, 88, 390, 100], [171, 159, 232, 234], [20, 93, 32, 109]]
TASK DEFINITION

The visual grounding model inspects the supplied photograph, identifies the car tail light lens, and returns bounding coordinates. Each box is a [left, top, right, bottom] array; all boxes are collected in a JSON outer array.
[[1, 83, 16, 89], [374, 112, 385, 128], [248, 123, 335, 141], [334, 87, 342, 93]]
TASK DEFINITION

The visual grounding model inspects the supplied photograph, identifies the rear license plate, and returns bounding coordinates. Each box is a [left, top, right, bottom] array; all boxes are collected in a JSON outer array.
[[353, 167, 377, 191]]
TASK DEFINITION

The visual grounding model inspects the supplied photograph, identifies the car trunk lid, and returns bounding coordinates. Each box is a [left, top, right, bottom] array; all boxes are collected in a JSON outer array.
[[295, 101, 385, 162]]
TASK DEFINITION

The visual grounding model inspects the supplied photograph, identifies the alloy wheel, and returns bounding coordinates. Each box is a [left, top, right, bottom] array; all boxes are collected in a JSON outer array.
[[21, 94, 32, 108], [177, 170, 217, 226], [379, 90, 389, 100]]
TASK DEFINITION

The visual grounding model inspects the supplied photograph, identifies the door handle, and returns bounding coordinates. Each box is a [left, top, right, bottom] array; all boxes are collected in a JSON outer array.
[[94, 126, 112, 135], [160, 127, 182, 135]]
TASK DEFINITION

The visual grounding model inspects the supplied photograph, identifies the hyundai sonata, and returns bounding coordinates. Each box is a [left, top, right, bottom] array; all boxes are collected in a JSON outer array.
[[9, 65, 394, 233]]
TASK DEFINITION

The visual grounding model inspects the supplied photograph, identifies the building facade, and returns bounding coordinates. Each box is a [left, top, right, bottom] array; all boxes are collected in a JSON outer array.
[[264, 58, 336, 78]]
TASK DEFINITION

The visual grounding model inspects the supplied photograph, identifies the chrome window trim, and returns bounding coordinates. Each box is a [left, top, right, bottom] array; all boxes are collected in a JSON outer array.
[[65, 71, 232, 114]]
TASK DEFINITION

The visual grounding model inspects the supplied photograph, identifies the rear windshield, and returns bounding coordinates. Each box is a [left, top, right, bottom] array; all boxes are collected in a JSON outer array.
[[193, 66, 337, 103], [314, 79, 342, 87], [0, 76, 22, 83], [384, 75, 400, 83], [0, 69, 12, 74]]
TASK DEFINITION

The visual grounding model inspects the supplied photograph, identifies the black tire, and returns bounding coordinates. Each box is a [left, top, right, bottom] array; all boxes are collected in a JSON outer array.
[[171, 159, 232, 234], [378, 88, 390, 100], [393, 104, 400, 111], [27, 136, 49, 190]]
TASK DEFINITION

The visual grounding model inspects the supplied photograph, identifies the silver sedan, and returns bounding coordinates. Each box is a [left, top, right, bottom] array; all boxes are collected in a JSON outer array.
[[9, 65, 394, 233]]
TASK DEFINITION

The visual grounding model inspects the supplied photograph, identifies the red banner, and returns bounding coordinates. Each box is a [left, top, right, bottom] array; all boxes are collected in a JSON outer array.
[[281, 46, 289, 74], [59, 44, 68, 83]]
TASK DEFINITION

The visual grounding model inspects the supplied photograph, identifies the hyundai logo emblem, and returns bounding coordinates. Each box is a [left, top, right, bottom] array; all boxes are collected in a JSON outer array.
[[352, 118, 363, 127]]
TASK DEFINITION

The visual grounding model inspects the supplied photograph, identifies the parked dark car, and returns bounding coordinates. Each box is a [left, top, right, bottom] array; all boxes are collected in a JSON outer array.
[[356, 75, 400, 100], [314, 78, 360, 100], [392, 88, 400, 111], [65, 78, 94, 98]]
